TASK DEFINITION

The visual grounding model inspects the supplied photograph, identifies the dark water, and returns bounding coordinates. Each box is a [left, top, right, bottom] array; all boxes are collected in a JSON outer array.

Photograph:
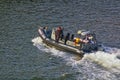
[[0, 0, 120, 80]]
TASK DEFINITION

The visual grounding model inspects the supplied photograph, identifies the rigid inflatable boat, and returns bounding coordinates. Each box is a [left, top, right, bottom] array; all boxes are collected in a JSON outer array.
[[38, 27, 103, 58]]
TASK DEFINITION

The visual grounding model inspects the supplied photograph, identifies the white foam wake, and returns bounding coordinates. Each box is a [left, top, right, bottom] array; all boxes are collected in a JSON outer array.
[[32, 37, 43, 46], [104, 46, 120, 59], [83, 51, 120, 71]]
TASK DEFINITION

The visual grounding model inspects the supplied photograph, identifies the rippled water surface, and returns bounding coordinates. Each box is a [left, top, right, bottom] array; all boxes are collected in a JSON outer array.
[[0, 0, 120, 80]]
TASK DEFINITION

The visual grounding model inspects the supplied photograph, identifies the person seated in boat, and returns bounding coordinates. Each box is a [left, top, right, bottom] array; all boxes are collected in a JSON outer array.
[[83, 34, 95, 44], [75, 30, 90, 49], [55, 26, 63, 42], [43, 27, 51, 38], [77, 30, 93, 44], [64, 33, 70, 45], [73, 37, 80, 46], [73, 37, 84, 49], [42, 26, 48, 36], [90, 32, 97, 43]]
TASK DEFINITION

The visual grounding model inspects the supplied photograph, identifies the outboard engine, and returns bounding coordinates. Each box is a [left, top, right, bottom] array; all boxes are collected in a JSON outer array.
[[77, 30, 100, 52]]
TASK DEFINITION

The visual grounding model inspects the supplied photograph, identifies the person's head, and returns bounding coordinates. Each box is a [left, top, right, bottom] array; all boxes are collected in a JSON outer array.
[[58, 26, 61, 30], [43, 27, 46, 29], [67, 33, 70, 36], [71, 34, 74, 37], [77, 30, 82, 35], [57, 26, 61, 30]]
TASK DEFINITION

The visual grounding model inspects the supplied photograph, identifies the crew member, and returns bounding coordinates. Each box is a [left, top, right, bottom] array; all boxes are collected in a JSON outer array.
[[60, 27, 64, 40], [70, 34, 74, 41], [74, 37, 81, 46], [55, 26, 62, 42], [64, 33, 70, 45]]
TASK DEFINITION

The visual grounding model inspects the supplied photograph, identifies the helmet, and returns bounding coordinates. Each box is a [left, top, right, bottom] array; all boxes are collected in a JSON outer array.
[[77, 30, 82, 34]]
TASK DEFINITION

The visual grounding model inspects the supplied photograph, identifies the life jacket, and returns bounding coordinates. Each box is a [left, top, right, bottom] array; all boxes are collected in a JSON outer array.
[[75, 38, 80, 43], [74, 38, 81, 46]]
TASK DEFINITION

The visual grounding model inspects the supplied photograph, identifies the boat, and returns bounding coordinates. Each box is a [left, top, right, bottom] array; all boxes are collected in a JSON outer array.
[[38, 27, 103, 58]]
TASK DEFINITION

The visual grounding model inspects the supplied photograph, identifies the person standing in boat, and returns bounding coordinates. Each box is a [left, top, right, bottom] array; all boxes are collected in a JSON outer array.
[[60, 27, 64, 40], [70, 34, 74, 41], [64, 33, 70, 45], [55, 26, 62, 42]]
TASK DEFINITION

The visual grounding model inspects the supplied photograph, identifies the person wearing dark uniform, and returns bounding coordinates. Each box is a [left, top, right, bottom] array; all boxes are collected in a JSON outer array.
[[70, 34, 74, 41], [60, 27, 64, 40], [64, 33, 70, 45]]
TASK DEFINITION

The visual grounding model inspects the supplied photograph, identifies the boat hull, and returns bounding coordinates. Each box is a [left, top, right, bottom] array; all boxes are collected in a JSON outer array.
[[38, 28, 84, 58]]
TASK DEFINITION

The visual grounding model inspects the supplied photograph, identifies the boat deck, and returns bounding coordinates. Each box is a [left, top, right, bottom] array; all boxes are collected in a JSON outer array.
[[50, 38, 81, 49]]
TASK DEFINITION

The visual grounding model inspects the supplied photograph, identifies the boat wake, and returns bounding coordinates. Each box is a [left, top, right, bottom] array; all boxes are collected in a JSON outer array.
[[32, 37, 120, 80], [83, 51, 120, 70]]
